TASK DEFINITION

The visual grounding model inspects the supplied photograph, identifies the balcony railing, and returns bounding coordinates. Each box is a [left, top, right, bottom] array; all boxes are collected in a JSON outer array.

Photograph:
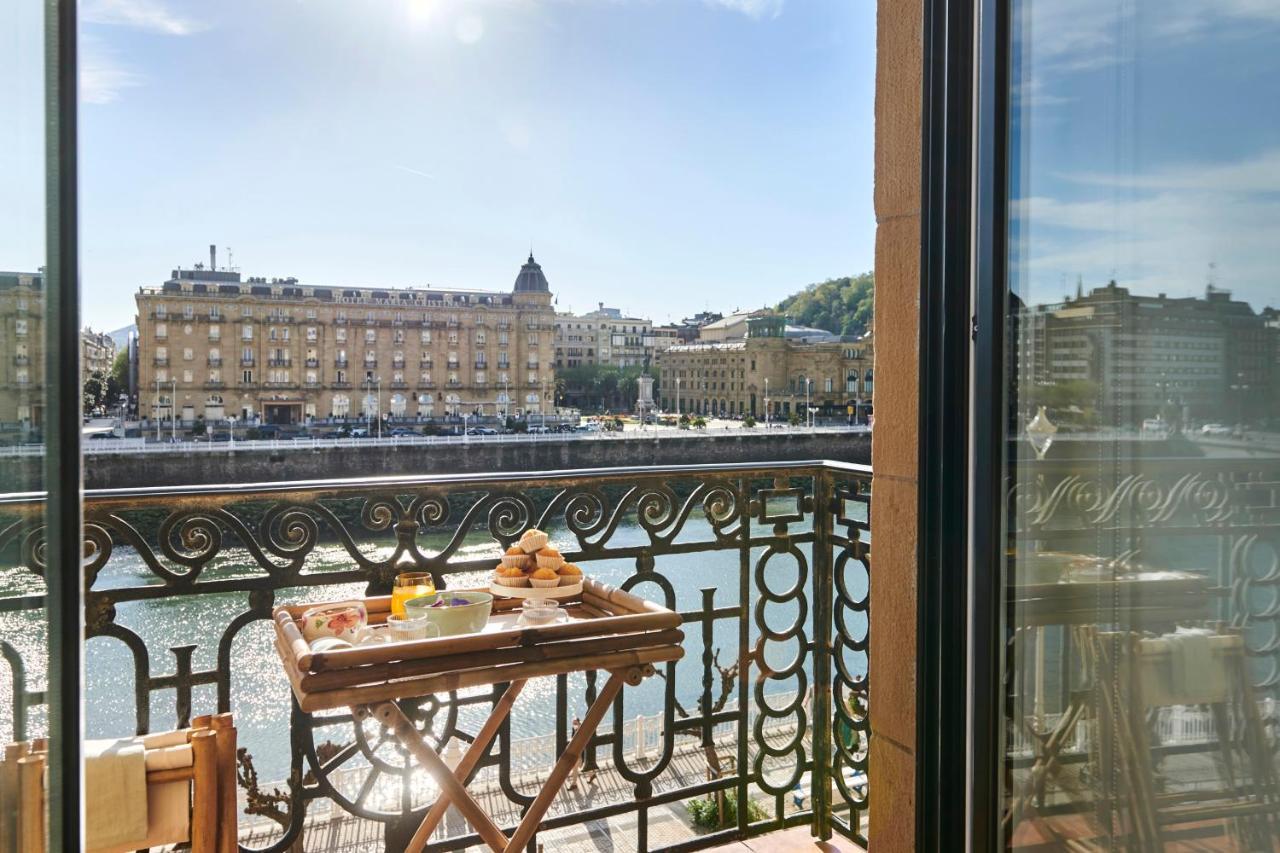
[[305, 358, 320, 368], [0, 462, 871, 851], [241, 357, 255, 367], [335, 358, 349, 368], [207, 357, 222, 367], [268, 358, 292, 367]]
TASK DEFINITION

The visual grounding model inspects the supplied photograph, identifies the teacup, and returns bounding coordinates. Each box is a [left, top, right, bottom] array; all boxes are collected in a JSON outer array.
[[300, 601, 368, 644]]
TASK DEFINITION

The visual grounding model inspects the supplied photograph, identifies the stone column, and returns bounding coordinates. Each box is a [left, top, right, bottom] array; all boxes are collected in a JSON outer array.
[[870, 0, 922, 848]]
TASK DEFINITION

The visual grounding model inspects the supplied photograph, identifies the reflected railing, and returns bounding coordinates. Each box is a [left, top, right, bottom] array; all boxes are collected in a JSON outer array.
[[0, 461, 871, 852]]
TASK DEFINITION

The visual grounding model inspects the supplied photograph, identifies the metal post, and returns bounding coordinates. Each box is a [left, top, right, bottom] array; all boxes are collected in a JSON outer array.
[[171, 379, 177, 442], [155, 378, 161, 440], [377, 377, 382, 438], [811, 467, 834, 841]]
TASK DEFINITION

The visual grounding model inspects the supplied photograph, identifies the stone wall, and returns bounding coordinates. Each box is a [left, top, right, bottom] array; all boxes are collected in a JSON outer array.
[[4, 432, 871, 490], [870, 0, 922, 848]]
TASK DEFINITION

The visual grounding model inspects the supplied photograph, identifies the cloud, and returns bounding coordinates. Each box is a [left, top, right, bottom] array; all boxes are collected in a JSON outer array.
[[702, 0, 785, 20], [82, 0, 205, 36], [1011, 149, 1280, 310], [80, 37, 143, 104], [1019, 0, 1280, 81]]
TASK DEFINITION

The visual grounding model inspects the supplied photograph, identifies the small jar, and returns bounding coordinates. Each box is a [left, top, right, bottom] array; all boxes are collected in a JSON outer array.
[[386, 612, 432, 641], [520, 598, 561, 625]]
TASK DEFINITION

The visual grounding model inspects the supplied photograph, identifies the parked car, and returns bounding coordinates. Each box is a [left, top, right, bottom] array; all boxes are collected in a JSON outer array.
[[88, 432, 120, 440], [349, 427, 369, 438], [389, 428, 418, 437], [526, 425, 551, 434], [1200, 423, 1233, 437], [471, 427, 498, 436]]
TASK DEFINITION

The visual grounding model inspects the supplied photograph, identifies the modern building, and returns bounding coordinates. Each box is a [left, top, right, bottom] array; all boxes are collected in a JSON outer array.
[[655, 314, 873, 419], [1016, 281, 1277, 426], [134, 251, 556, 425], [0, 271, 44, 429]]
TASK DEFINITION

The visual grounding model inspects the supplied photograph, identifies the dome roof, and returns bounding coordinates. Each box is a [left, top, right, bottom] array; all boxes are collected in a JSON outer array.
[[513, 253, 550, 293]]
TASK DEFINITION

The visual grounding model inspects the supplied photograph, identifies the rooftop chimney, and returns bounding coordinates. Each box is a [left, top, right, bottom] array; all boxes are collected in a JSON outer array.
[[210, 244, 217, 272]]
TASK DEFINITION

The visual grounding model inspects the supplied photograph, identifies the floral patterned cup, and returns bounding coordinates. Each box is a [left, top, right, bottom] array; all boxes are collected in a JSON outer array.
[[300, 601, 368, 644]]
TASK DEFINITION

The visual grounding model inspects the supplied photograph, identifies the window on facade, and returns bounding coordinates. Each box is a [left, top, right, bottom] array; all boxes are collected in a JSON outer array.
[[242, 325, 252, 340], [336, 327, 346, 342]]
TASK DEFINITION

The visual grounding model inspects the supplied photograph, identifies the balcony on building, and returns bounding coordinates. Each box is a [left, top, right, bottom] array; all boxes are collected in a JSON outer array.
[[335, 357, 349, 368], [1, 463, 872, 851], [268, 358, 292, 368], [207, 356, 222, 367], [305, 358, 320, 368], [154, 356, 169, 366], [392, 358, 405, 369], [241, 356, 255, 367]]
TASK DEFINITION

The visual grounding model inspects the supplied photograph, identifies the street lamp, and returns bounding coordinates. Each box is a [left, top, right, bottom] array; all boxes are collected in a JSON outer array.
[[171, 379, 178, 442], [675, 376, 681, 418], [764, 378, 770, 429], [805, 378, 812, 428]]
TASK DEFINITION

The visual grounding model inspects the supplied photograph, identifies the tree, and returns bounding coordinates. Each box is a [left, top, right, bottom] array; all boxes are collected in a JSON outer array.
[[82, 371, 106, 413], [775, 271, 874, 337], [107, 349, 129, 405]]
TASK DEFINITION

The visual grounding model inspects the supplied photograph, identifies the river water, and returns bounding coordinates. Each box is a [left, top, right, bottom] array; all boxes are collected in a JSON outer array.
[[0, 512, 866, 784]]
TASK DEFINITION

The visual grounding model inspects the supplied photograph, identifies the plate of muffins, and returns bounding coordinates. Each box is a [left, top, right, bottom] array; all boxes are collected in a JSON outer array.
[[489, 527, 585, 598]]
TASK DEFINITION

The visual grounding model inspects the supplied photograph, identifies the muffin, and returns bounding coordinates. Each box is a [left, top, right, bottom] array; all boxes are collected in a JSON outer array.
[[519, 528, 549, 554], [530, 567, 562, 589], [557, 563, 583, 586], [501, 545, 532, 570], [536, 547, 564, 571], [495, 564, 530, 587]]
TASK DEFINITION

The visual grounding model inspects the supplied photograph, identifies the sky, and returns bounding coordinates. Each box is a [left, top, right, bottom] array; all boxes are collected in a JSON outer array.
[[1008, 0, 1280, 312], [1, 0, 877, 332]]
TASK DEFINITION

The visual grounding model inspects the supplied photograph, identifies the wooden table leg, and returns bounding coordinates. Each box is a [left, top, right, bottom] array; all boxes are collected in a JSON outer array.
[[359, 702, 511, 853], [406, 680, 527, 853], [505, 669, 630, 853]]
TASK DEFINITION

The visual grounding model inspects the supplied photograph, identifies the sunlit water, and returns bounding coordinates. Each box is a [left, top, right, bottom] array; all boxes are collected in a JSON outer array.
[[1, 512, 869, 785]]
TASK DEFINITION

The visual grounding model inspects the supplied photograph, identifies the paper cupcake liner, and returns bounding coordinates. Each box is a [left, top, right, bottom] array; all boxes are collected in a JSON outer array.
[[500, 555, 529, 569], [558, 575, 582, 586], [497, 575, 530, 587], [536, 555, 564, 571], [529, 577, 561, 588], [519, 532, 549, 553]]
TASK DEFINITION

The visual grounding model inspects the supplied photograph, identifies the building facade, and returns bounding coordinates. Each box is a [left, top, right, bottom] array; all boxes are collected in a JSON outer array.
[[0, 271, 44, 429], [656, 315, 873, 420], [134, 253, 556, 425], [81, 327, 116, 379], [1015, 281, 1277, 426], [553, 304, 662, 369]]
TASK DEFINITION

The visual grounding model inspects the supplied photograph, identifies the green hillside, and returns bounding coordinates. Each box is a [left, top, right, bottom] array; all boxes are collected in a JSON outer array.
[[775, 271, 874, 337]]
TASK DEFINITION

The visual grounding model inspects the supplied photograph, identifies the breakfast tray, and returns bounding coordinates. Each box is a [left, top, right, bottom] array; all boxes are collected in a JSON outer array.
[[271, 578, 684, 712], [271, 578, 683, 852]]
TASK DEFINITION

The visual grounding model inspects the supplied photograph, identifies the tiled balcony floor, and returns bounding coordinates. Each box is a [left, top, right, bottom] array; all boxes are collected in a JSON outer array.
[[707, 826, 865, 852]]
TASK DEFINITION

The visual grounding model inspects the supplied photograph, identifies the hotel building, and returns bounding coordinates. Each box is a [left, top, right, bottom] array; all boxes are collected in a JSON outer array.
[[134, 252, 556, 425]]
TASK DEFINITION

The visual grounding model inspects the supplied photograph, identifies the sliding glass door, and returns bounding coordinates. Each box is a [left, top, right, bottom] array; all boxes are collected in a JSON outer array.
[[0, 1, 81, 848], [998, 1, 1280, 849]]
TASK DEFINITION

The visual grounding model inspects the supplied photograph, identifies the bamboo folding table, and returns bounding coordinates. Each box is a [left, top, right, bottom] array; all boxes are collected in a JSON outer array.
[[272, 578, 684, 853]]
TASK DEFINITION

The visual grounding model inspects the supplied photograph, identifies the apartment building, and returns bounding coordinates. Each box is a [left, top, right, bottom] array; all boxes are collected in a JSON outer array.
[[0, 271, 44, 428], [81, 327, 116, 379], [554, 304, 668, 369], [134, 253, 556, 425], [656, 314, 873, 419]]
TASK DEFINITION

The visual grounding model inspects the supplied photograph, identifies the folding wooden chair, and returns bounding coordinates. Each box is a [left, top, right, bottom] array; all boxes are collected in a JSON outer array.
[[0, 712, 239, 853]]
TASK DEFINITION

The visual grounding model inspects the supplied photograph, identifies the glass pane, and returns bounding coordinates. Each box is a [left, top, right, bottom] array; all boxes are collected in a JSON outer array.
[[0, 0, 60, 847], [1002, 2, 1280, 849]]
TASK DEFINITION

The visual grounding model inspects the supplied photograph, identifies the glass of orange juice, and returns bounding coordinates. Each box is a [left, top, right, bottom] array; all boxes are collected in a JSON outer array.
[[391, 572, 436, 617]]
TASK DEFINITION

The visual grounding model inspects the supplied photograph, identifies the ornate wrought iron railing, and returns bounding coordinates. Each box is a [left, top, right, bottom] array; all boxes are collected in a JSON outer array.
[[0, 461, 872, 852]]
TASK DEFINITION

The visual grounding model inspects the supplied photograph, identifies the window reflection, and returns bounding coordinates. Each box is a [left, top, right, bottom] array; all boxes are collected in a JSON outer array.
[[1003, 0, 1280, 849]]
